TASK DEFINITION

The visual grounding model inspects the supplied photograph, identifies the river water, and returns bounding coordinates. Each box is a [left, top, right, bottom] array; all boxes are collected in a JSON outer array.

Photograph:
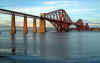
[[0, 30, 100, 62]]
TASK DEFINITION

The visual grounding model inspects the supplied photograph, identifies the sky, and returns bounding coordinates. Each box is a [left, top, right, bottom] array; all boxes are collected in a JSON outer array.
[[0, 0, 100, 27]]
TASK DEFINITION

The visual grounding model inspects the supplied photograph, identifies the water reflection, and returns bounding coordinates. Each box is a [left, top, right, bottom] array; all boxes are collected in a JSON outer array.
[[9, 32, 84, 58], [11, 34, 16, 55], [40, 33, 69, 59], [23, 34, 28, 56], [40, 33, 47, 57], [32, 33, 39, 56], [7, 32, 100, 59], [10, 34, 29, 56], [10, 33, 40, 56]]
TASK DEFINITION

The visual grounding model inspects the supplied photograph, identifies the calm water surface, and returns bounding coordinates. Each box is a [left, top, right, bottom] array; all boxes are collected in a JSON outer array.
[[0, 31, 100, 62]]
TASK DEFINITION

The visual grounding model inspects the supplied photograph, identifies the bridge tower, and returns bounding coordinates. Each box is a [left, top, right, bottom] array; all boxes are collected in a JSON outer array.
[[10, 13, 16, 35], [39, 13, 46, 32]]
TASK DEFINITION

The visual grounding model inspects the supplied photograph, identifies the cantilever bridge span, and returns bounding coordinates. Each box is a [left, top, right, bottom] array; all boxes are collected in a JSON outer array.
[[0, 9, 90, 34]]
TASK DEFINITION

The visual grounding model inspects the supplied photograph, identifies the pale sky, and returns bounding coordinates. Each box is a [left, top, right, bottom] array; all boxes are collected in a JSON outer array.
[[0, 0, 100, 27]]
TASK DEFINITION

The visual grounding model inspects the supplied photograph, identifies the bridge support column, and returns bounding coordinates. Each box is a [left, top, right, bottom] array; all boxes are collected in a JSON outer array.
[[32, 17, 37, 32], [64, 24, 70, 32], [23, 16, 28, 34], [10, 14, 16, 35], [85, 23, 91, 31], [39, 13, 46, 32]]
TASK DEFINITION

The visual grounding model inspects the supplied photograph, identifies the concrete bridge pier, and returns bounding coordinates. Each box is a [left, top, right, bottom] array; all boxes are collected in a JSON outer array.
[[39, 13, 46, 32], [32, 17, 37, 32], [23, 16, 28, 34], [10, 14, 16, 35]]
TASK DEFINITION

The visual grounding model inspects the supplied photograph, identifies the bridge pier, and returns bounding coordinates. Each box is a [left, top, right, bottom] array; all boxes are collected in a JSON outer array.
[[62, 24, 67, 32], [23, 16, 28, 34], [10, 14, 16, 35], [32, 17, 37, 32], [75, 19, 84, 31], [85, 23, 91, 31], [39, 13, 46, 32], [64, 23, 70, 32], [76, 26, 84, 31]]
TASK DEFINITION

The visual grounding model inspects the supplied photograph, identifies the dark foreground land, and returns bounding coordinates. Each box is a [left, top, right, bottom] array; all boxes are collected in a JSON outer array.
[[1, 56, 100, 63]]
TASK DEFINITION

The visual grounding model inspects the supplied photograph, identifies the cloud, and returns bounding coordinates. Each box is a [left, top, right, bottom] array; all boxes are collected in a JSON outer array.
[[66, 8, 96, 19], [12, 7, 59, 16], [43, 1, 58, 5], [43, 1, 80, 7], [66, 8, 96, 14]]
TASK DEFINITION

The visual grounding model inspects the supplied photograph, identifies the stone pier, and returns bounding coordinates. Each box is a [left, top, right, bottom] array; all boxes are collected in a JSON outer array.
[[32, 17, 37, 32], [39, 13, 46, 32], [23, 16, 28, 34], [10, 14, 16, 35]]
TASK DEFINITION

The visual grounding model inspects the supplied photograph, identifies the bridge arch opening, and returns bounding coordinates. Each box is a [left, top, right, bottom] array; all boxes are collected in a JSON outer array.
[[45, 21, 56, 32], [69, 24, 77, 31], [15, 16, 24, 32]]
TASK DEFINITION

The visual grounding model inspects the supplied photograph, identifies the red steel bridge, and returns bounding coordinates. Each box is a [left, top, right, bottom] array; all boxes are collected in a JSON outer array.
[[0, 8, 91, 35]]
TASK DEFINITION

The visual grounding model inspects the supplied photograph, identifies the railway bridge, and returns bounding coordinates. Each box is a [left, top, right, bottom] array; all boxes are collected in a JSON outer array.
[[0, 9, 91, 35]]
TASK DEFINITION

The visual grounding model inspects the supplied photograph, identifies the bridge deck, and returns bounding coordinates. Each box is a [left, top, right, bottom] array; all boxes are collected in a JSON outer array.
[[0, 8, 40, 18]]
